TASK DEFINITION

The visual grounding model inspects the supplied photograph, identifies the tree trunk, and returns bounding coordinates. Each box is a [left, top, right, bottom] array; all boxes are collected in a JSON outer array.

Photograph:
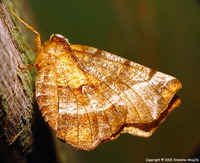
[[0, 0, 60, 162]]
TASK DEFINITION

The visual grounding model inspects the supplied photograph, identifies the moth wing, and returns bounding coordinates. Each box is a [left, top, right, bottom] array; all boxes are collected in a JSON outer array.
[[70, 44, 182, 137], [56, 80, 127, 150]]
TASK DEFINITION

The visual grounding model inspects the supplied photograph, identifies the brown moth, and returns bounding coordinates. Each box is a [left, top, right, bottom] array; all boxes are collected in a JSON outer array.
[[10, 8, 182, 150]]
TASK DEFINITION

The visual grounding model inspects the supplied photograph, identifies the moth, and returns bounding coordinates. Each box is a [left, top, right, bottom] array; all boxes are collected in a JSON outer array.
[[10, 8, 182, 150]]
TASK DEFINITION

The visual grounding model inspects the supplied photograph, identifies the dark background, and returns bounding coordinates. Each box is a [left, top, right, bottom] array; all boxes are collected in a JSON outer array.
[[26, 0, 200, 162]]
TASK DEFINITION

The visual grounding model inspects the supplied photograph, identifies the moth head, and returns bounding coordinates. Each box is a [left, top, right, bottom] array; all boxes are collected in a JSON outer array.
[[50, 34, 70, 44]]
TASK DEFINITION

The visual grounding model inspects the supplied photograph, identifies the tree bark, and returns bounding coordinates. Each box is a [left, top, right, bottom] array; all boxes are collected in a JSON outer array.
[[0, 0, 59, 162]]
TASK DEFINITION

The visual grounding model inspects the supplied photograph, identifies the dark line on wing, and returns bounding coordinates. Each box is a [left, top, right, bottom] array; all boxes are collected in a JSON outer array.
[[94, 86, 113, 134], [118, 80, 153, 121], [96, 84, 124, 120], [83, 87, 101, 146], [114, 81, 142, 122]]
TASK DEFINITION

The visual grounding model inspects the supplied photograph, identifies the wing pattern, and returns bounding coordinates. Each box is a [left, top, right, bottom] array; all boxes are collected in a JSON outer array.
[[36, 44, 181, 150]]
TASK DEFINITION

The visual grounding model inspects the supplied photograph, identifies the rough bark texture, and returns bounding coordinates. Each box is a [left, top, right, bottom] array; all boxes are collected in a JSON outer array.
[[0, 0, 59, 162], [0, 0, 34, 154]]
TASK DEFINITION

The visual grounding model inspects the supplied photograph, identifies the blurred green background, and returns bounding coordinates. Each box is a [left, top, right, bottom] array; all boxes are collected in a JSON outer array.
[[26, 0, 200, 162]]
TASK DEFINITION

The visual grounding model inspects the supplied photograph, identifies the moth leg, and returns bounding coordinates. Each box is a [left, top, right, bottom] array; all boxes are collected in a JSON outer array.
[[9, 7, 41, 49], [18, 63, 36, 71], [23, 42, 37, 52]]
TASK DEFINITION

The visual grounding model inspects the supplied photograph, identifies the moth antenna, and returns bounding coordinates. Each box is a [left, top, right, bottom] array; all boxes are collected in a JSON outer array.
[[9, 7, 41, 49]]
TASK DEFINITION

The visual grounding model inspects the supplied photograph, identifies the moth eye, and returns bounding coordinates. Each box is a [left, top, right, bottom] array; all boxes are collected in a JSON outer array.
[[50, 35, 58, 41]]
